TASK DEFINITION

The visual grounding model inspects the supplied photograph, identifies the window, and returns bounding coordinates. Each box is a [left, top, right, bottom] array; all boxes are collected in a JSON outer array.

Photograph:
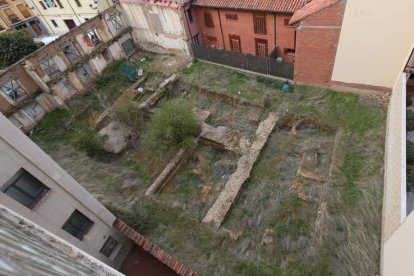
[[4, 8, 19, 23], [207, 36, 217, 42], [39, 1, 47, 10], [51, 19, 58, 27], [225, 14, 238, 20], [192, 34, 199, 45], [108, 12, 123, 32], [55, 0, 63, 8], [229, 34, 241, 53], [255, 38, 268, 57], [186, 9, 193, 23], [84, 17, 89, 21], [204, 12, 214, 28], [284, 48, 295, 55], [38, 54, 60, 77], [3, 169, 49, 209], [83, 27, 100, 47], [60, 41, 81, 64], [63, 19, 76, 30], [100, 236, 119, 257], [1, 77, 27, 101], [253, 13, 266, 35], [0, 24, 4, 31], [16, 4, 31, 18], [62, 210, 94, 240], [41, 0, 58, 8], [74, 0, 81, 7]]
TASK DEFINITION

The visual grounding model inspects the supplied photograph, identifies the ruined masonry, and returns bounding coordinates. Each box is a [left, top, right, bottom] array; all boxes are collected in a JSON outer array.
[[202, 112, 278, 228]]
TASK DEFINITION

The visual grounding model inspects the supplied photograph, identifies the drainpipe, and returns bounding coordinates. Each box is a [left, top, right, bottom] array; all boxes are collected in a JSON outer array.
[[66, 0, 83, 25], [29, 0, 55, 35], [217, 8, 225, 50], [274, 13, 277, 57]]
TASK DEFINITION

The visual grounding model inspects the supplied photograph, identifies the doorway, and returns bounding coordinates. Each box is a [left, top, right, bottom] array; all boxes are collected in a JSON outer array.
[[64, 19, 77, 30]]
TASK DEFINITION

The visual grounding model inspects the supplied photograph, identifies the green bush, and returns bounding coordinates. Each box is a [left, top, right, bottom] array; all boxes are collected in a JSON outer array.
[[407, 109, 414, 131], [256, 75, 281, 89], [407, 94, 413, 107], [407, 140, 414, 165], [72, 126, 106, 156], [112, 100, 144, 131], [0, 31, 40, 68], [142, 98, 200, 151], [105, 203, 157, 234]]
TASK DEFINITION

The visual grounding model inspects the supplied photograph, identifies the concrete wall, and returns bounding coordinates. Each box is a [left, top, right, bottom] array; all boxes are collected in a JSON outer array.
[[0, 5, 134, 131], [294, 1, 345, 85], [192, 7, 296, 62], [331, 0, 414, 90], [0, 112, 133, 268], [27, 0, 99, 35], [119, 0, 190, 55]]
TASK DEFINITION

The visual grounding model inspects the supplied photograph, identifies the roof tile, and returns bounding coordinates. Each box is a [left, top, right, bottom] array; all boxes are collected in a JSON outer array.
[[289, 0, 340, 24], [193, 0, 310, 13]]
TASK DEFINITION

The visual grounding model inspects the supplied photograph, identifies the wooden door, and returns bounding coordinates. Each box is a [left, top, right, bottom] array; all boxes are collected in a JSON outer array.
[[229, 35, 241, 53], [255, 38, 268, 57]]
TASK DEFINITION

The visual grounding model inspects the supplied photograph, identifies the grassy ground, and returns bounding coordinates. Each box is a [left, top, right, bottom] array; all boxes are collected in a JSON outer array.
[[31, 59, 386, 275]]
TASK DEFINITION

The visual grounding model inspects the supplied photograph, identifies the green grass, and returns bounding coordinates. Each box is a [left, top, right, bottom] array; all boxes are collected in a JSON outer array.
[[181, 60, 204, 75], [342, 151, 364, 205]]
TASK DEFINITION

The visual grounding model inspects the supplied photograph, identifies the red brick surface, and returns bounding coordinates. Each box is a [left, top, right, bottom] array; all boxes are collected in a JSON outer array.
[[193, 7, 296, 62], [293, 0, 345, 85], [193, 0, 309, 13], [114, 220, 197, 276]]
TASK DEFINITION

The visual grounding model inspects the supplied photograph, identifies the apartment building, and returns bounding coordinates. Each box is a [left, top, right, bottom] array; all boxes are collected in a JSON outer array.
[[0, 111, 133, 268], [0, 0, 48, 37], [190, 0, 309, 62], [26, 0, 100, 35]]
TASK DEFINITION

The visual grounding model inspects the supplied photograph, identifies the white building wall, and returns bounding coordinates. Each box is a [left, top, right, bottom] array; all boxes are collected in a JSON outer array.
[[0, 112, 133, 269]]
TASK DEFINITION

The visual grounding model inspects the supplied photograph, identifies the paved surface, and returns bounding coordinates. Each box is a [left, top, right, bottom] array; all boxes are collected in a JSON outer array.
[[120, 245, 178, 276]]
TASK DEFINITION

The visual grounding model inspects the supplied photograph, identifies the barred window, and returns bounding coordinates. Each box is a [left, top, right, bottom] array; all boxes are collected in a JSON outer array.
[[0, 77, 27, 102], [60, 41, 81, 64], [253, 13, 266, 35], [38, 54, 60, 77], [109, 12, 124, 32]]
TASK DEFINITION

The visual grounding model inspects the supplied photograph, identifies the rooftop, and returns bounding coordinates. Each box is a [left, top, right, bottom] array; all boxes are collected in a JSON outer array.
[[290, 0, 340, 24], [192, 0, 310, 13]]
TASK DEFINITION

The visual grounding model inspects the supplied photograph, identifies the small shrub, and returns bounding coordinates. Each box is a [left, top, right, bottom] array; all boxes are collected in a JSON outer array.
[[407, 109, 414, 131], [142, 98, 200, 151], [181, 60, 202, 75], [72, 126, 106, 156], [112, 100, 144, 131], [407, 140, 414, 165], [105, 203, 158, 234], [407, 94, 413, 107], [256, 75, 281, 89]]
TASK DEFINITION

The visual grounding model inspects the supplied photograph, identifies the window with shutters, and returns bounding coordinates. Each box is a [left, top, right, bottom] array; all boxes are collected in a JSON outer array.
[[4, 8, 19, 23], [60, 41, 81, 64], [38, 54, 60, 77], [253, 13, 266, 35], [0, 77, 27, 102], [17, 4, 31, 18], [62, 210, 94, 240], [229, 34, 241, 53], [255, 39, 268, 57], [3, 169, 49, 209], [204, 12, 214, 28]]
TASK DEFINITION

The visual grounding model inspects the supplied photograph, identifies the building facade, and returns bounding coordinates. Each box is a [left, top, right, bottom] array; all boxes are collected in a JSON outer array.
[[26, 0, 100, 35], [189, 0, 309, 63], [0, 0, 48, 37], [0, 111, 133, 268]]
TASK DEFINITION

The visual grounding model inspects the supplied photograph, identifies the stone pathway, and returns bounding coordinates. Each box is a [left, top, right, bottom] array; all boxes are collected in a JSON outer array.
[[202, 112, 278, 228]]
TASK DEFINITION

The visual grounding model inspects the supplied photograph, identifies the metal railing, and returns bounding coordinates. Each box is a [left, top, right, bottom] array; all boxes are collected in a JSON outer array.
[[191, 44, 294, 80]]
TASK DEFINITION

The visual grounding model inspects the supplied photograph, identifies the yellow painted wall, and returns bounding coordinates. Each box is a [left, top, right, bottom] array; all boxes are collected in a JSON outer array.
[[332, 0, 414, 88]]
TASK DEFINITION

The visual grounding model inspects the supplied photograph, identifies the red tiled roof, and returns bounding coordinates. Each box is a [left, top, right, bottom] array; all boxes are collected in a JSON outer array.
[[192, 0, 310, 13], [289, 0, 340, 24]]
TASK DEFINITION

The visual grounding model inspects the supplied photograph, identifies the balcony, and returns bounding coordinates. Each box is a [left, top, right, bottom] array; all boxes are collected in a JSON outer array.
[[0, 0, 8, 7]]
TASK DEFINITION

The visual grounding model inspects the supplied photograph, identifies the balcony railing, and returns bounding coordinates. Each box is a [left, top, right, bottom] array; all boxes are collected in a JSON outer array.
[[0, 0, 8, 7]]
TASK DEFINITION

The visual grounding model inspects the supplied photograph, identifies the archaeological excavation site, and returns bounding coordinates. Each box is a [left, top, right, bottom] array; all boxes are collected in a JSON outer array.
[[25, 49, 387, 275]]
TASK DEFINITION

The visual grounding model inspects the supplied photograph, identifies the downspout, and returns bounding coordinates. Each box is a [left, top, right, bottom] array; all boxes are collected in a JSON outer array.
[[66, 0, 82, 25], [29, 0, 55, 35], [274, 13, 277, 57], [217, 8, 225, 50]]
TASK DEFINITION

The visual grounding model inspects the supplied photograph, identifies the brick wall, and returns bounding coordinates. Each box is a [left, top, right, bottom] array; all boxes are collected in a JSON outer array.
[[293, 1, 346, 85], [192, 7, 296, 62]]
